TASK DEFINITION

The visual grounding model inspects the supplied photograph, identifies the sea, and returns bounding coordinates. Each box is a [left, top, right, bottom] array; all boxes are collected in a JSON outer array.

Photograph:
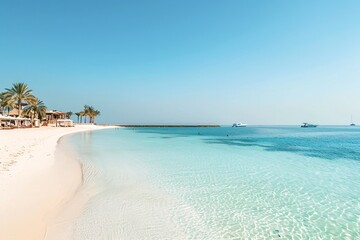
[[62, 126, 360, 239]]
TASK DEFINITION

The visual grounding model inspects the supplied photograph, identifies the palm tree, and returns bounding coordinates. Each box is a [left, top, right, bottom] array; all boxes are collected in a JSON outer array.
[[88, 108, 100, 123], [0, 92, 15, 116], [75, 112, 81, 123], [0, 92, 6, 115], [66, 111, 73, 119], [0, 94, 3, 128], [23, 98, 47, 121], [83, 105, 91, 123], [75, 106, 101, 124], [79, 111, 85, 123], [79, 105, 100, 124], [91, 109, 100, 124], [4, 83, 36, 117]]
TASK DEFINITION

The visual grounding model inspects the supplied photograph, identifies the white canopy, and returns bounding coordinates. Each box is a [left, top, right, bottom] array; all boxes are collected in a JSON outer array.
[[0, 115, 15, 120], [57, 119, 73, 122], [15, 117, 31, 121]]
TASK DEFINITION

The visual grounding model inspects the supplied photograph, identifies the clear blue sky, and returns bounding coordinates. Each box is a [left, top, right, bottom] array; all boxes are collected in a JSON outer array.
[[1, 0, 359, 124]]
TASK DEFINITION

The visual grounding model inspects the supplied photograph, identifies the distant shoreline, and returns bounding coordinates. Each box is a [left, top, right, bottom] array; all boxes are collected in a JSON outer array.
[[97, 124, 359, 128], [98, 124, 221, 128]]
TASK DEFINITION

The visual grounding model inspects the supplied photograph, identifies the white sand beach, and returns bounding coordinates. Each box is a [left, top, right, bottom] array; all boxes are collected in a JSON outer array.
[[0, 125, 114, 240]]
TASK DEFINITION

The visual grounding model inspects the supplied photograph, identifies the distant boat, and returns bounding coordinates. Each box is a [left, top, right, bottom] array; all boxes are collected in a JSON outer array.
[[232, 123, 247, 127], [350, 115, 356, 126], [301, 123, 317, 128]]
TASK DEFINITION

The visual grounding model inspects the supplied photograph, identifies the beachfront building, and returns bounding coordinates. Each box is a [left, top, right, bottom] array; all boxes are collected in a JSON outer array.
[[8, 108, 20, 117], [7, 102, 29, 117], [0, 114, 32, 129], [46, 110, 66, 124], [0, 114, 13, 128], [56, 119, 74, 127]]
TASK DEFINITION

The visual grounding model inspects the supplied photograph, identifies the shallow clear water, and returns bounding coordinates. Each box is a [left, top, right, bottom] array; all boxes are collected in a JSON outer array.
[[66, 126, 360, 239]]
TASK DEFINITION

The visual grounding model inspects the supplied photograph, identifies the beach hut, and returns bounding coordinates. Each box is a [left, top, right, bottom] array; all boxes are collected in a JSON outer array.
[[14, 116, 32, 128], [0, 115, 17, 129], [0, 114, 8, 128], [8, 108, 20, 117], [33, 118, 40, 128], [56, 119, 74, 127], [46, 110, 66, 124]]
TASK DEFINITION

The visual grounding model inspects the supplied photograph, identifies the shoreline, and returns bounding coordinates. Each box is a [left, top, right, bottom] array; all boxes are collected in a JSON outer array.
[[101, 124, 221, 128], [0, 125, 115, 240], [45, 133, 107, 239], [46, 130, 220, 239]]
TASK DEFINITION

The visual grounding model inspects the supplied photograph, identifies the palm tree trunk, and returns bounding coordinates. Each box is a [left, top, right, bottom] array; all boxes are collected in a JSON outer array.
[[18, 100, 22, 117], [17, 100, 21, 127]]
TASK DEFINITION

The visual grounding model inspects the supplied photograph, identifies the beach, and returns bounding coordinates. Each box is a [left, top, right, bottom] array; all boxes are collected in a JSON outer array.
[[1, 126, 359, 239], [0, 125, 114, 240], [1, 0, 359, 238]]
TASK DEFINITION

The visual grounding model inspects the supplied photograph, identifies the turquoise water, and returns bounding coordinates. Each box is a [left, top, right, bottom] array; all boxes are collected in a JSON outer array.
[[66, 126, 360, 239]]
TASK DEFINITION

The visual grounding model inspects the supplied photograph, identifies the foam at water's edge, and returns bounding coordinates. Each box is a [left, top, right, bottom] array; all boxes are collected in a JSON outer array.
[[45, 135, 92, 240]]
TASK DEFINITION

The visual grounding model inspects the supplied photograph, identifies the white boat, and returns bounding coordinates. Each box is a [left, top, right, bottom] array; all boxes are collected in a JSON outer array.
[[301, 123, 317, 128], [350, 115, 356, 126], [232, 123, 247, 127]]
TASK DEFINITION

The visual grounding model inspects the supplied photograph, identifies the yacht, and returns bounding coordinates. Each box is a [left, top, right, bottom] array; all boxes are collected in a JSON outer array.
[[301, 123, 317, 128], [350, 115, 356, 126], [232, 123, 247, 127]]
